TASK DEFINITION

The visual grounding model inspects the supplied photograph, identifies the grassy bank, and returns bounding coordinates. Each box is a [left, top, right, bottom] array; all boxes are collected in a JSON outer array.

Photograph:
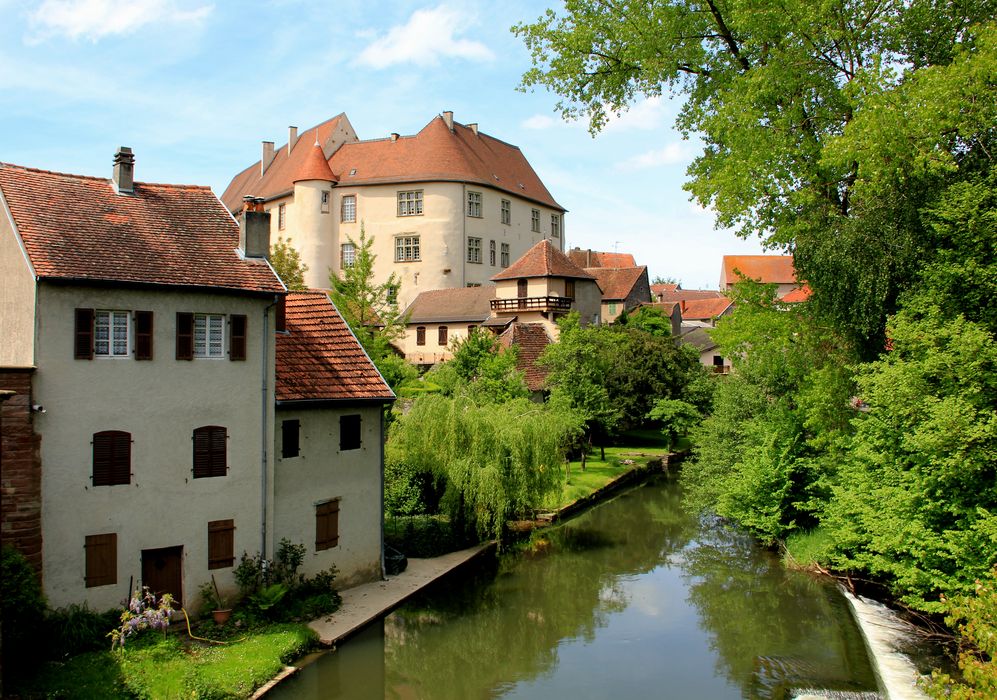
[[11, 622, 315, 699]]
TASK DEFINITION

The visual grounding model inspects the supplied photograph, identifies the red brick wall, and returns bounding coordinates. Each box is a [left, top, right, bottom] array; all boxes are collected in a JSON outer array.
[[1, 368, 42, 577]]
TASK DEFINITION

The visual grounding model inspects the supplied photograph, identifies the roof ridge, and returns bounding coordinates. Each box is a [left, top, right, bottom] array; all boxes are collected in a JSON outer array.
[[0, 163, 214, 191]]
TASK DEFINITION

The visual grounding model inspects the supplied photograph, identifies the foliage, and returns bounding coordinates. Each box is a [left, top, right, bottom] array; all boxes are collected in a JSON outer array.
[[109, 587, 173, 650], [926, 569, 997, 699], [385, 515, 473, 558], [234, 538, 306, 597], [387, 394, 583, 539], [617, 304, 673, 337], [647, 398, 700, 451], [428, 328, 529, 403], [270, 237, 308, 290], [1, 545, 47, 671], [250, 583, 290, 618], [385, 454, 435, 517], [46, 604, 123, 659]]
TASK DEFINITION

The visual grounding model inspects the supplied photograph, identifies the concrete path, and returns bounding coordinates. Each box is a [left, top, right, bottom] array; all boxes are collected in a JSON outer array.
[[307, 542, 495, 647]]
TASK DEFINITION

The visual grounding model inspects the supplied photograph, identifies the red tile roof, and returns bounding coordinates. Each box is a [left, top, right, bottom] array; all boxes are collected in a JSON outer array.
[[221, 114, 349, 209], [293, 143, 337, 184], [276, 291, 394, 403], [567, 248, 637, 268], [650, 282, 679, 296], [721, 255, 797, 286], [499, 323, 552, 392], [585, 266, 647, 301], [655, 289, 725, 303], [681, 297, 733, 320], [0, 162, 284, 294], [492, 240, 595, 281], [780, 285, 812, 303], [403, 286, 495, 323]]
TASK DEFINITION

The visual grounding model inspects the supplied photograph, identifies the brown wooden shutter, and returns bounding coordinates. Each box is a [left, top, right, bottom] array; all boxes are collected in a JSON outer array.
[[75, 308, 94, 360], [85, 533, 117, 587], [438, 325, 448, 346], [207, 519, 235, 569], [315, 500, 340, 551], [176, 312, 193, 360], [275, 296, 287, 332], [193, 426, 227, 478], [135, 311, 154, 360], [416, 326, 426, 346], [230, 314, 247, 361], [92, 431, 131, 486]]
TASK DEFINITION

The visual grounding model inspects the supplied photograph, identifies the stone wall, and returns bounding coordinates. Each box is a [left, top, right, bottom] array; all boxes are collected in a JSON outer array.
[[0, 368, 42, 576]]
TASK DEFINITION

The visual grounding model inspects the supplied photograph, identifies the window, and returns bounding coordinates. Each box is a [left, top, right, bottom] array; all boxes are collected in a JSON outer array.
[[135, 310, 154, 360], [95, 310, 129, 357], [193, 314, 225, 358], [281, 419, 300, 459], [341, 242, 356, 269], [230, 315, 247, 361], [208, 520, 235, 569], [387, 284, 398, 304], [416, 326, 426, 346], [467, 236, 482, 263], [489, 240, 496, 266], [438, 325, 448, 346], [340, 414, 361, 451], [501, 199, 511, 225], [321, 190, 331, 213], [565, 279, 575, 299], [193, 426, 227, 478], [74, 308, 153, 360], [397, 190, 423, 216], [517, 279, 528, 298], [341, 195, 356, 223], [531, 209, 540, 232], [609, 302, 617, 315], [92, 430, 131, 486], [85, 533, 117, 588], [501, 243, 510, 267], [467, 191, 482, 217], [315, 500, 340, 551], [395, 235, 420, 262], [551, 214, 561, 238], [278, 204, 286, 230]]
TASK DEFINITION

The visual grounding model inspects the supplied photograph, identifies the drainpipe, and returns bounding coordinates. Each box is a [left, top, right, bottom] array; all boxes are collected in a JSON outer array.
[[461, 183, 467, 288], [380, 404, 387, 579], [260, 297, 276, 558]]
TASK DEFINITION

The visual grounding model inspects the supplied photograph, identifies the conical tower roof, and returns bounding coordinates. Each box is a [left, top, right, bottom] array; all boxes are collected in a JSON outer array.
[[293, 142, 337, 184]]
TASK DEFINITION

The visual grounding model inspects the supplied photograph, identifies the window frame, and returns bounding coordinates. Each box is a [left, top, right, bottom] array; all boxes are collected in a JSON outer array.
[[208, 519, 235, 569], [397, 190, 424, 217], [531, 209, 540, 233], [321, 190, 331, 213], [278, 203, 287, 230], [551, 214, 561, 238], [467, 191, 482, 218], [501, 199, 511, 226], [85, 533, 117, 588], [565, 279, 576, 300], [192, 425, 227, 479], [193, 314, 225, 359], [416, 326, 426, 346], [94, 310, 130, 358], [501, 243, 510, 267], [341, 242, 356, 269], [341, 194, 356, 223], [489, 240, 496, 266], [340, 414, 362, 451], [467, 236, 482, 264], [394, 235, 421, 262], [92, 430, 131, 486], [315, 499, 340, 551], [438, 325, 448, 346]]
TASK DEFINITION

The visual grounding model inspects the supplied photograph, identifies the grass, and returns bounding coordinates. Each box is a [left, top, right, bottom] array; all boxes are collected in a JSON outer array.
[[784, 527, 836, 570], [13, 623, 316, 699]]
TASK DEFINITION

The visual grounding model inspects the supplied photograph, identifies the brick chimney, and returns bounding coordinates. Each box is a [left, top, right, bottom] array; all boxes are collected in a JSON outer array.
[[240, 196, 270, 259], [287, 126, 298, 154], [261, 141, 276, 176], [442, 110, 454, 132], [112, 147, 134, 194]]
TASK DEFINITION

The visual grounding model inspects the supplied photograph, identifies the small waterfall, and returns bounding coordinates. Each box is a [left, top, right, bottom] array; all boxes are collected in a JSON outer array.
[[840, 587, 929, 700]]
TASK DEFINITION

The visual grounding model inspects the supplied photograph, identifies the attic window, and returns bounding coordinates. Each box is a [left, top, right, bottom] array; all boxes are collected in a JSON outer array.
[[349, 168, 357, 176]]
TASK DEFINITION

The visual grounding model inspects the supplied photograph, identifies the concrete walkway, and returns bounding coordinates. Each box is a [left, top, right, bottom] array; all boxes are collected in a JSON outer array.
[[307, 542, 495, 647]]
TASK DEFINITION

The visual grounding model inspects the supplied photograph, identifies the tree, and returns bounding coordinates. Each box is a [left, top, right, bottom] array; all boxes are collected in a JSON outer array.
[[515, 7, 996, 356], [428, 328, 528, 403], [270, 238, 308, 291]]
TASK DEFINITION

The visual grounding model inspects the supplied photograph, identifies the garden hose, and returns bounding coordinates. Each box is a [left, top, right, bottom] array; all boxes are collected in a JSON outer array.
[[179, 607, 247, 645]]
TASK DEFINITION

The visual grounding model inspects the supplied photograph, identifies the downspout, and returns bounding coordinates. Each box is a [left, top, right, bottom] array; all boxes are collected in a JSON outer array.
[[461, 183, 467, 289], [260, 297, 277, 558], [380, 404, 387, 579]]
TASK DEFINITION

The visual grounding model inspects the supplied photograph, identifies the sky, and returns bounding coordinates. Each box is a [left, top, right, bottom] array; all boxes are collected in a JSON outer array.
[[0, 0, 768, 289]]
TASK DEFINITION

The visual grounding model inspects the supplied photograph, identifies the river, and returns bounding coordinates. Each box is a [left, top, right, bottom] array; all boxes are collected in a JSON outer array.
[[269, 474, 881, 699]]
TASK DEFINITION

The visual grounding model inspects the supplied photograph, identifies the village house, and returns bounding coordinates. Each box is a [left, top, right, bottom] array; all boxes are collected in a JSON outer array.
[[222, 112, 566, 310], [584, 266, 651, 323], [720, 255, 802, 298], [0, 150, 391, 611], [397, 286, 495, 367]]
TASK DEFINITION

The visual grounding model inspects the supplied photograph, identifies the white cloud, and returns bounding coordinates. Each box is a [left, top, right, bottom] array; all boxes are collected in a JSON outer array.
[[603, 96, 670, 132], [355, 5, 493, 69], [616, 141, 692, 171], [27, 0, 213, 42]]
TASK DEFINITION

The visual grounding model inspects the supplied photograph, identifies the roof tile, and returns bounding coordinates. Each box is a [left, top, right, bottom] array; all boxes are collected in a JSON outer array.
[[491, 240, 594, 281], [403, 286, 495, 323], [585, 266, 647, 300], [721, 255, 797, 285]]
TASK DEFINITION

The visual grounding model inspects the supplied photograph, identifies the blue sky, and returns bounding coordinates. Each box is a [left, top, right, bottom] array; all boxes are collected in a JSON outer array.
[[0, 0, 767, 288]]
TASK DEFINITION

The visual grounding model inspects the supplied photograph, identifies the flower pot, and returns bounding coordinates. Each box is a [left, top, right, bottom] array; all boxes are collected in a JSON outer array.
[[212, 608, 233, 625]]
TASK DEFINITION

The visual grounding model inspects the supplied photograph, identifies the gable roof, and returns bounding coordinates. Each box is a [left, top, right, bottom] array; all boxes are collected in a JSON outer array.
[[498, 322, 552, 392], [585, 266, 648, 301], [0, 162, 284, 294], [492, 239, 595, 281], [221, 114, 351, 210], [681, 297, 734, 321], [567, 248, 637, 268], [680, 326, 717, 352], [721, 255, 797, 286], [276, 291, 394, 403], [403, 286, 495, 323], [650, 282, 679, 297], [654, 288, 725, 303]]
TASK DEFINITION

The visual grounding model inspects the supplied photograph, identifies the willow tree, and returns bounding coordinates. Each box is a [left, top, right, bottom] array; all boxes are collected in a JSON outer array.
[[387, 395, 583, 540]]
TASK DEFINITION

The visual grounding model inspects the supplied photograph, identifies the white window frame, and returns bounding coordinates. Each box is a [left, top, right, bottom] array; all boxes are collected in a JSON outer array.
[[278, 203, 287, 230], [551, 214, 561, 238], [501, 199, 511, 226], [395, 235, 421, 262], [489, 240, 496, 266], [397, 190, 424, 217], [501, 243, 510, 267], [467, 236, 482, 264], [94, 310, 130, 358], [194, 314, 225, 359], [467, 191, 482, 218], [341, 194, 356, 223], [341, 242, 356, 269], [531, 209, 540, 233]]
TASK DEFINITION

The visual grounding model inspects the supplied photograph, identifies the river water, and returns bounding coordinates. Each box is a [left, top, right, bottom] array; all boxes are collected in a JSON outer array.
[[269, 474, 880, 699]]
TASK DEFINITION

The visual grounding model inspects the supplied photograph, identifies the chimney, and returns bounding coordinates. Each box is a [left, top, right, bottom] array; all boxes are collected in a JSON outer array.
[[468, 123, 478, 136], [287, 126, 298, 154], [586, 249, 593, 267], [112, 147, 134, 194], [442, 110, 454, 132], [390, 133, 399, 142], [261, 141, 276, 176], [240, 196, 271, 259]]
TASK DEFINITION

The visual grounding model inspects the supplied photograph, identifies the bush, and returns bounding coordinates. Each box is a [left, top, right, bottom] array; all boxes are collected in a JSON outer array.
[[1, 545, 46, 672], [385, 515, 474, 557], [46, 604, 122, 658]]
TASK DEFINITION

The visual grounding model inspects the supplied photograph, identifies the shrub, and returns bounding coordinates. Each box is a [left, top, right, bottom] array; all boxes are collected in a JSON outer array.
[[1, 545, 46, 672], [46, 604, 122, 658]]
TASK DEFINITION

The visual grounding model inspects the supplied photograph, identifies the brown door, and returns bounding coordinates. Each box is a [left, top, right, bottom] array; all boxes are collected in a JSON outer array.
[[142, 546, 183, 606]]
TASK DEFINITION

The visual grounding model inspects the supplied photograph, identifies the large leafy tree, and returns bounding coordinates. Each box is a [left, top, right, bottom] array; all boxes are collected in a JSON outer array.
[[515, 5, 996, 355]]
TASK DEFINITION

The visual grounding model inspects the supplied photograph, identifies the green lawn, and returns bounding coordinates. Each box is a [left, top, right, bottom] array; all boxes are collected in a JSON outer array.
[[13, 623, 315, 699]]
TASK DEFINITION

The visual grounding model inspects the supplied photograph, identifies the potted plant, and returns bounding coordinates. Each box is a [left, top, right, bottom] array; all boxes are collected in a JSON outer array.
[[198, 576, 232, 625]]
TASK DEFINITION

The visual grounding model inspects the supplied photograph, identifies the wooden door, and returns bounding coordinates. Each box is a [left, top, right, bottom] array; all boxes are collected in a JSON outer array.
[[142, 546, 183, 606]]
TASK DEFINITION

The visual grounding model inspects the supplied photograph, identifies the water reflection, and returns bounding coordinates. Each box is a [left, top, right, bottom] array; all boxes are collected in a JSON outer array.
[[269, 475, 878, 699]]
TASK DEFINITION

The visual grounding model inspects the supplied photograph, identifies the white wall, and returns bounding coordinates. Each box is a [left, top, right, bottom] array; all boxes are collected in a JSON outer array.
[[1, 197, 37, 367]]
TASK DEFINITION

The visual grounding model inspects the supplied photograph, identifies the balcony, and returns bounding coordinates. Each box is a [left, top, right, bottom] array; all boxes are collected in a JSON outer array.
[[490, 296, 573, 313]]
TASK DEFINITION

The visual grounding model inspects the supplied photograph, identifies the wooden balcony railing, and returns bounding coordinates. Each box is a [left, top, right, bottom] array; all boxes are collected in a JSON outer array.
[[490, 296, 573, 313]]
